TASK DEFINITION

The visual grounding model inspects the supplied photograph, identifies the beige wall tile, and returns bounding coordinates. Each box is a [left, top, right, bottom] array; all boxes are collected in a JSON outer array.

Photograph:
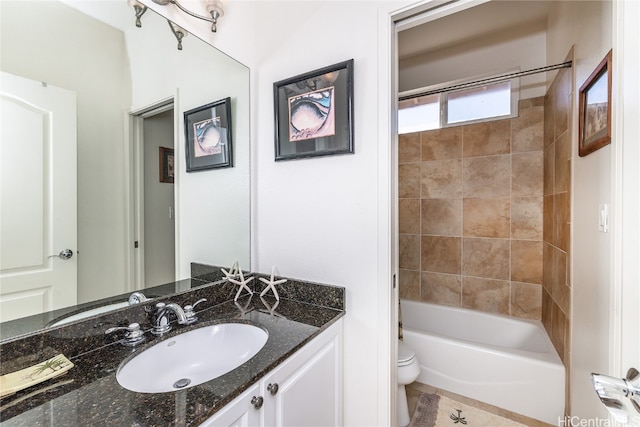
[[543, 195, 554, 244], [399, 199, 420, 234], [543, 242, 553, 293], [555, 131, 571, 193], [544, 143, 555, 196], [512, 106, 544, 153], [463, 197, 510, 238], [511, 197, 543, 240], [554, 68, 571, 140], [421, 198, 462, 236], [511, 282, 542, 320], [399, 269, 420, 300], [511, 240, 543, 284], [551, 302, 567, 362], [399, 163, 421, 198], [399, 234, 420, 270], [544, 92, 554, 148], [519, 96, 544, 109], [512, 152, 543, 197], [399, 132, 421, 164], [462, 120, 510, 157], [422, 236, 461, 274], [422, 127, 462, 161], [463, 155, 510, 197], [552, 248, 569, 314], [554, 192, 570, 252], [421, 272, 461, 306], [462, 276, 510, 315], [421, 159, 463, 198], [542, 288, 553, 334], [462, 238, 510, 280]]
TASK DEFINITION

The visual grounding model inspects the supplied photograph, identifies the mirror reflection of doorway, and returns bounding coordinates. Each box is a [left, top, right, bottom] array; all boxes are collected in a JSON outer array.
[[143, 109, 175, 287], [132, 104, 176, 288]]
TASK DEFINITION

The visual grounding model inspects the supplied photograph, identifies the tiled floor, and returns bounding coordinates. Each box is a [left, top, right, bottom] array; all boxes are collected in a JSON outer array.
[[405, 381, 554, 427]]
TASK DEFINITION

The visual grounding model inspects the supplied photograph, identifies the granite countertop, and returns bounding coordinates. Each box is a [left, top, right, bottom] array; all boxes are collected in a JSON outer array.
[[0, 277, 345, 426]]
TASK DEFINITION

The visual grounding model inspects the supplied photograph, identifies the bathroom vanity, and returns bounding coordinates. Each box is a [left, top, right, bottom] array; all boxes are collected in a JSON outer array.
[[0, 271, 344, 426]]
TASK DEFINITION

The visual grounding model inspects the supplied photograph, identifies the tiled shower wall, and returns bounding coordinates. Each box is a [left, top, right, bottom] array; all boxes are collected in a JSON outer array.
[[542, 60, 572, 369], [399, 98, 545, 320]]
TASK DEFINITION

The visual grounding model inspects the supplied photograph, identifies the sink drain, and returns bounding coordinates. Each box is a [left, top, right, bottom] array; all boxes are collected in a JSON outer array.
[[173, 378, 191, 389]]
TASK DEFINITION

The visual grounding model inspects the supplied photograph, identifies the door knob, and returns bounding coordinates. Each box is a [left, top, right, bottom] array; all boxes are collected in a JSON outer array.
[[591, 367, 640, 423], [48, 249, 73, 260]]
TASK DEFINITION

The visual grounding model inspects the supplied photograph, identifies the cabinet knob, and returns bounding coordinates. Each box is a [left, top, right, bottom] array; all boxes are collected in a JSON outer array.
[[267, 383, 279, 395], [251, 396, 264, 410]]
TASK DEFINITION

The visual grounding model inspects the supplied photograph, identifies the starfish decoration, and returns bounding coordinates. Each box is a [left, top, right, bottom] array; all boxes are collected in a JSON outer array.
[[221, 261, 241, 281], [259, 266, 287, 301], [228, 268, 254, 301]]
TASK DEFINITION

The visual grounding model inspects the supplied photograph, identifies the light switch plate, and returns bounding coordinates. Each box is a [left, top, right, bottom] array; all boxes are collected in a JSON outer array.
[[599, 203, 609, 233]]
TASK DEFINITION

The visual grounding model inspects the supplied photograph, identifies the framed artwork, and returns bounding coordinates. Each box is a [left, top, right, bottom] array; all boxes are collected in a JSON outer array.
[[273, 59, 354, 161], [184, 97, 233, 171], [159, 147, 174, 183], [578, 50, 612, 157]]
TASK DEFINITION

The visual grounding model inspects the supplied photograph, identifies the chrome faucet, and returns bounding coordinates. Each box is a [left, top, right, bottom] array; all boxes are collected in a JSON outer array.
[[152, 302, 188, 336]]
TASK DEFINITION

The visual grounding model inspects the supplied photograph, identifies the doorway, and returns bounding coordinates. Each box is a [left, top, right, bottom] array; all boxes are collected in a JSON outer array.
[[128, 99, 176, 290], [389, 0, 635, 424]]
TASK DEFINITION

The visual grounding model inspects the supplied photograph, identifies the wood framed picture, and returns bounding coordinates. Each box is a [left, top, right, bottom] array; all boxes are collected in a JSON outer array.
[[273, 59, 354, 161], [184, 97, 233, 171], [578, 50, 612, 157], [159, 147, 174, 183]]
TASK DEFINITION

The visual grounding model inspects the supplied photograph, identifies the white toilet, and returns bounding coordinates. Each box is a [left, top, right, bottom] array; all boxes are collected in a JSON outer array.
[[397, 340, 420, 427]]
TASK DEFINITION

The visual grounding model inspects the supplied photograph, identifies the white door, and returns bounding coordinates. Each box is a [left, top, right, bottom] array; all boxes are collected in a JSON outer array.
[[0, 71, 77, 322]]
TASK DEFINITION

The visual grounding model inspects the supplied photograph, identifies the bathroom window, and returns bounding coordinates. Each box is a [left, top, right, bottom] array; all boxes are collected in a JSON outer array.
[[398, 78, 519, 134]]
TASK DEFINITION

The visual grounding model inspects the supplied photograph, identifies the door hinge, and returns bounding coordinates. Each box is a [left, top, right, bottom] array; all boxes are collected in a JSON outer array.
[[392, 274, 397, 289], [134, 241, 139, 248]]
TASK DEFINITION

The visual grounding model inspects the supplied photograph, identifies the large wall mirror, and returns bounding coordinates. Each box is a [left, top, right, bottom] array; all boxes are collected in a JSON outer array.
[[0, 0, 250, 339]]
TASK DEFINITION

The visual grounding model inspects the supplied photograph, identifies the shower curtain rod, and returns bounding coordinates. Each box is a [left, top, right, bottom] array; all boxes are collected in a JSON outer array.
[[399, 60, 573, 101]]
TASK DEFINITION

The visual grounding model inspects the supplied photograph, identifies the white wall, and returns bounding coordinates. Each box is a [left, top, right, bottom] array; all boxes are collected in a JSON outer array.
[[251, 3, 399, 424], [546, 0, 613, 420], [399, 20, 548, 99], [126, 9, 251, 277]]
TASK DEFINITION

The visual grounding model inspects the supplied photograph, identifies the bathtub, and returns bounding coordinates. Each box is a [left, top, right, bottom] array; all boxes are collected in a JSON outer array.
[[400, 299, 565, 425]]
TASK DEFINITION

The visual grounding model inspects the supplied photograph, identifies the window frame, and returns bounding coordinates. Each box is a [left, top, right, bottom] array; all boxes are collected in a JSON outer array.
[[398, 69, 521, 134]]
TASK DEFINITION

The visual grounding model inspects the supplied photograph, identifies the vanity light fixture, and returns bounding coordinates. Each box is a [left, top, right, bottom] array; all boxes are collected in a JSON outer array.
[[127, 0, 148, 28], [150, 0, 224, 33], [128, 0, 224, 50], [168, 20, 188, 50]]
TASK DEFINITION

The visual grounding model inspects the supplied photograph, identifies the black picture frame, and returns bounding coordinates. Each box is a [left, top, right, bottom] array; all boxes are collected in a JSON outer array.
[[159, 146, 174, 183], [578, 50, 612, 157], [184, 97, 233, 171], [273, 59, 354, 161]]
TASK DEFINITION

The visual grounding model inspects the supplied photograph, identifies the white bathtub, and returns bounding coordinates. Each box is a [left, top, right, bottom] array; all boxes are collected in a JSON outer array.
[[400, 299, 565, 425]]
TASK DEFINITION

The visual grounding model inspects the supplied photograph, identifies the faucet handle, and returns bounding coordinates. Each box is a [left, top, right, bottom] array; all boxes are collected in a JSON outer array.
[[183, 298, 207, 324], [105, 323, 145, 347], [128, 292, 148, 305]]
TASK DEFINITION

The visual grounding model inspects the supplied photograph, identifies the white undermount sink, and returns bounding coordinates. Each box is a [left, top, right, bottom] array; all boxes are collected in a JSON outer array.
[[116, 322, 268, 393]]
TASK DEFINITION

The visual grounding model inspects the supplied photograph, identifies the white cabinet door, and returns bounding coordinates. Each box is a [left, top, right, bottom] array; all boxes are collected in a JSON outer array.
[[200, 383, 261, 427], [262, 322, 342, 427], [200, 320, 342, 427]]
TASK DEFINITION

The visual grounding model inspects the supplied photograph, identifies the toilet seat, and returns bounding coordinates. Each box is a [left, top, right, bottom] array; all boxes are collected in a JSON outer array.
[[398, 341, 416, 367]]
